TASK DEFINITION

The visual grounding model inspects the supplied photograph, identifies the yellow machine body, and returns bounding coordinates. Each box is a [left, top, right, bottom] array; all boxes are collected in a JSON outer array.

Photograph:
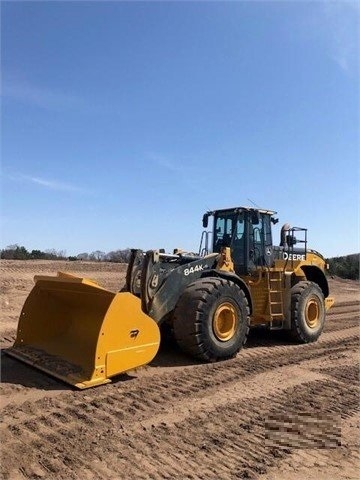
[[7, 273, 160, 389], [242, 251, 334, 325]]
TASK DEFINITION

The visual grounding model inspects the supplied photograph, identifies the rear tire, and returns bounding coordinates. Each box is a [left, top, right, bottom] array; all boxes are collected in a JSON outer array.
[[173, 277, 250, 361], [290, 281, 325, 343]]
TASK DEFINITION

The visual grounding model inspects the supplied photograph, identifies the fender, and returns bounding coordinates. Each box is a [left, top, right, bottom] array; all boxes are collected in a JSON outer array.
[[299, 265, 330, 298], [202, 269, 253, 314]]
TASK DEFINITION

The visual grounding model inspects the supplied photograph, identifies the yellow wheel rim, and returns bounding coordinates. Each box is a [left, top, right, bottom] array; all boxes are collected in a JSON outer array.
[[305, 299, 320, 328], [213, 302, 238, 341]]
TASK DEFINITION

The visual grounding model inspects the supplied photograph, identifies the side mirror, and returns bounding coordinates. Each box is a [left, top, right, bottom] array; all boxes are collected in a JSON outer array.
[[202, 214, 209, 228]]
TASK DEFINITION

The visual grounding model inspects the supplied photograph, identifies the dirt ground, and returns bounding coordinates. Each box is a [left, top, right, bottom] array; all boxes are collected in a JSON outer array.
[[1, 260, 359, 480]]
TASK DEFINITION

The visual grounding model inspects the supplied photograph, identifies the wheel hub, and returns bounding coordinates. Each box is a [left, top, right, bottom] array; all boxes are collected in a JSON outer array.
[[213, 303, 238, 341], [305, 299, 320, 328]]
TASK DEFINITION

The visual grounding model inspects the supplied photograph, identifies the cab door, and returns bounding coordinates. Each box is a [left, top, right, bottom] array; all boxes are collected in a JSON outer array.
[[248, 213, 274, 269]]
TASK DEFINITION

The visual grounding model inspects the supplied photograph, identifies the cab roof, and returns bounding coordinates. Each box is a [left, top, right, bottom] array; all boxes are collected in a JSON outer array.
[[207, 206, 277, 216]]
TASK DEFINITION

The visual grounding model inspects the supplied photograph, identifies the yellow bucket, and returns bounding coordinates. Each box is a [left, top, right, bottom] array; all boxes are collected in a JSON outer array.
[[7, 272, 160, 389]]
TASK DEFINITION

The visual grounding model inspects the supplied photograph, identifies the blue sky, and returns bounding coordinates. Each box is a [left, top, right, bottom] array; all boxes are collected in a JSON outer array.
[[1, 1, 359, 258]]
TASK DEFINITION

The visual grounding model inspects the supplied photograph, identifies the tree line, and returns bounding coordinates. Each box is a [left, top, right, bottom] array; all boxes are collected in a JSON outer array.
[[0, 245, 358, 280], [0, 245, 131, 263], [327, 253, 359, 281]]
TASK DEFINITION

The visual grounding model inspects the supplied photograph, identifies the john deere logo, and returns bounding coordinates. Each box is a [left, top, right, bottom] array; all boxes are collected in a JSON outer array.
[[283, 252, 305, 261]]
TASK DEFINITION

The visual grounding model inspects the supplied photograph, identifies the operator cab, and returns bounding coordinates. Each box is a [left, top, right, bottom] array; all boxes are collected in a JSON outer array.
[[203, 207, 278, 275]]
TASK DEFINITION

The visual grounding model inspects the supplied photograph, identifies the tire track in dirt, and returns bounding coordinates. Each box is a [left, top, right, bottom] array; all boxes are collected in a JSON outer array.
[[1, 326, 359, 479], [2, 369, 358, 480], [1, 325, 358, 409], [323, 316, 360, 333], [323, 300, 360, 333]]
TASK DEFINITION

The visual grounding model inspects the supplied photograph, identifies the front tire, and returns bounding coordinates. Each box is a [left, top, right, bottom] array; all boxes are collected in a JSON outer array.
[[173, 278, 250, 361], [290, 281, 325, 343]]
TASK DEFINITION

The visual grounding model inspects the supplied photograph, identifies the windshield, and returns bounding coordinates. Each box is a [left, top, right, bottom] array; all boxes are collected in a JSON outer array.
[[213, 211, 244, 252]]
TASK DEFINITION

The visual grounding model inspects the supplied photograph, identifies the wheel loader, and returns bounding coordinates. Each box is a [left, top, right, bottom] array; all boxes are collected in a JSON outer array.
[[6, 206, 334, 389]]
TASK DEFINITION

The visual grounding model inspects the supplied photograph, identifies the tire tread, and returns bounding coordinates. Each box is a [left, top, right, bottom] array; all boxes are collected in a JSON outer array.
[[290, 280, 325, 343], [173, 277, 250, 361]]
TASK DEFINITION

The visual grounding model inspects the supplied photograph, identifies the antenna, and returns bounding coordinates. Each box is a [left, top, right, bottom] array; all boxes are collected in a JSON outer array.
[[247, 198, 261, 209]]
